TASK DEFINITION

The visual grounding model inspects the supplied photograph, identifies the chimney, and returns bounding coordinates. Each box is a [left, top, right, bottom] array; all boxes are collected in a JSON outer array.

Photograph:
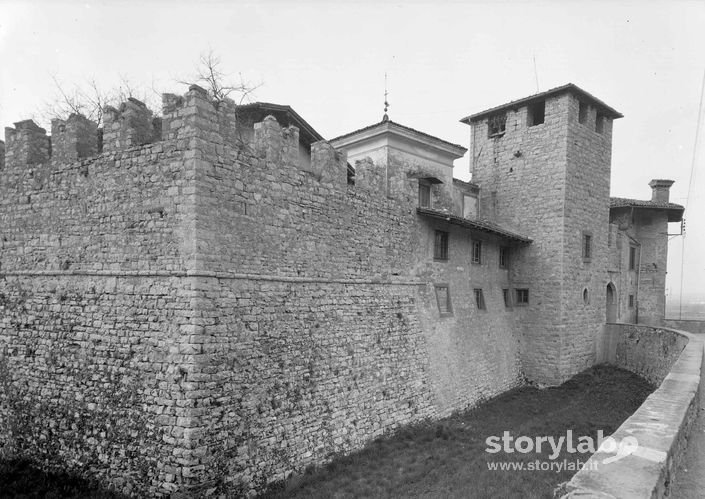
[[649, 179, 674, 203]]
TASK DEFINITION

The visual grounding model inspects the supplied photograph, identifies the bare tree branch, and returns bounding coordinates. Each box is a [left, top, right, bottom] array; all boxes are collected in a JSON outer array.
[[180, 49, 261, 106]]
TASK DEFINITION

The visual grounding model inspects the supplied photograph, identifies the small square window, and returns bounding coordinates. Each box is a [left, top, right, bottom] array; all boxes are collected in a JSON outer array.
[[582, 233, 592, 261], [527, 100, 545, 127], [595, 112, 606, 134], [629, 246, 637, 270], [515, 288, 529, 305], [474, 288, 486, 310], [434, 230, 449, 260], [472, 240, 482, 264], [499, 246, 509, 268], [578, 101, 588, 124], [435, 285, 452, 315], [419, 181, 431, 208], [488, 113, 507, 137], [503, 289, 511, 308], [628, 294, 635, 308]]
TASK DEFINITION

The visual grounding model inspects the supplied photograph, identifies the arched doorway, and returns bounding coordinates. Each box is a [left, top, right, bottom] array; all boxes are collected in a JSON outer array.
[[606, 283, 617, 323]]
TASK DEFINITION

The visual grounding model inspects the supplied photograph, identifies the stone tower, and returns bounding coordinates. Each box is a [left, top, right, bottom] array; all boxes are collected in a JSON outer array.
[[461, 84, 623, 385]]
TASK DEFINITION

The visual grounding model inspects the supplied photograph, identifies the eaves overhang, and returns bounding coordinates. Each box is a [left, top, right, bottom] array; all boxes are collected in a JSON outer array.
[[459, 83, 623, 124], [417, 208, 532, 243], [610, 197, 685, 223]]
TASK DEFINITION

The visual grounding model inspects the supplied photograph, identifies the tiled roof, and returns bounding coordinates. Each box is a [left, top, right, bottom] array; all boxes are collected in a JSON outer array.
[[610, 197, 684, 222], [417, 208, 532, 243], [460, 83, 623, 124], [330, 118, 466, 152], [237, 102, 324, 145]]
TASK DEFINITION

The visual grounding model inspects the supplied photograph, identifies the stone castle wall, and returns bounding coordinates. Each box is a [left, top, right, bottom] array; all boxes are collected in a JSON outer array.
[[1, 110, 198, 495], [1, 86, 523, 495]]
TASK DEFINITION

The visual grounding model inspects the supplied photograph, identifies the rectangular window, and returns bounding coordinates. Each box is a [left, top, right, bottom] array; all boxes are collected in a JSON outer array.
[[629, 246, 637, 270], [503, 288, 511, 308], [435, 285, 452, 315], [488, 113, 507, 137], [595, 112, 605, 133], [434, 230, 449, 260], [583, 233, 592, 261], [499, 246, 509, 268], [628, 294, 635, 308], [463, 194, 478, 219], [474, 289, 486, 310], [418, 182, 431, 208], [472, 240, 482, 264], [578, 101, 588, 124], [515, 288, 529, 305], [527, 100, 545, 126]]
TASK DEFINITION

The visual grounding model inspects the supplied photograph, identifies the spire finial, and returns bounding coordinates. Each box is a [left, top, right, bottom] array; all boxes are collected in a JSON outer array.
[[383, 72, 390, 122]]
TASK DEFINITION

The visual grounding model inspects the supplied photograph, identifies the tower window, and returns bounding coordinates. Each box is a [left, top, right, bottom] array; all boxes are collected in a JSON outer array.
[[435, 285, 452, 315], [595, 112, 606, 133], [515, 288, 529, 305], [474, 289, 486, 310], [488, 113, 507, 137], [527, 100, 545, 126], [578, 101, 588, 124], [629, 246, 637, 270], [434, 231, 449, 260], [628, 294, 635, 308], [582, 233, 592, 261], [472, 240, 482, 264]]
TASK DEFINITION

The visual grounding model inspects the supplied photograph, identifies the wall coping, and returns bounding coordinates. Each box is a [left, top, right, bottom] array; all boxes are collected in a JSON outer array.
[[563, 325, 703, 498]]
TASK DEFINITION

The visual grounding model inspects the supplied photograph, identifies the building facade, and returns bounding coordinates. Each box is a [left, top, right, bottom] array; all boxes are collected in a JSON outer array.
[[0, 83, 683, 495]]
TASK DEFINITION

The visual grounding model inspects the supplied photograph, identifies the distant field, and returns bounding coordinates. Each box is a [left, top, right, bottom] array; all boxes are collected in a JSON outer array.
[[666, 300, 705, 320]]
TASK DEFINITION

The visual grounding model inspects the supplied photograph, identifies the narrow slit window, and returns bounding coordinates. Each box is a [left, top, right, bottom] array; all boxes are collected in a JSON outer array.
[[628, 294, 635, 308], [582, 233, 592, 261], [629, 246, 637, 270], [499, 246, 509, 268], [472, 240, 482, 264]]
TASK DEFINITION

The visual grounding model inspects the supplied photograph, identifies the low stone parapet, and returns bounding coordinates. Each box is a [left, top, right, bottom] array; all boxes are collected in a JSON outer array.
[[562, 324, 703, 498], [664, 319, 705, 336]]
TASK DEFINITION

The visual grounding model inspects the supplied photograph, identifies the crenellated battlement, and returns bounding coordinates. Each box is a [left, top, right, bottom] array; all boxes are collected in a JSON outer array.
[[2, 84, 350, 191], [161, 84, 238, 144], [51, 114, 98, 163], [4, 120, 51, 167], [252, 113, 347, 185], [103, 97, 158, 152]]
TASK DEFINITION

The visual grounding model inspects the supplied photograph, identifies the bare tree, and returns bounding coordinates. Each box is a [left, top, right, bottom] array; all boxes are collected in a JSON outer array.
[[184, 50, 261, 106], [36, 74, 160, 129]]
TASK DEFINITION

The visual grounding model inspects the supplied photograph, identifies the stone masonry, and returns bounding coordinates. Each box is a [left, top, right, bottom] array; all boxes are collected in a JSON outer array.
[[0, 82, 683, 495]]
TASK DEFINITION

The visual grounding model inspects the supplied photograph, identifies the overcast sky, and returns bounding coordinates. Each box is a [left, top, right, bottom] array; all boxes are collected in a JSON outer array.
[[1, 0, 704, 304]]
